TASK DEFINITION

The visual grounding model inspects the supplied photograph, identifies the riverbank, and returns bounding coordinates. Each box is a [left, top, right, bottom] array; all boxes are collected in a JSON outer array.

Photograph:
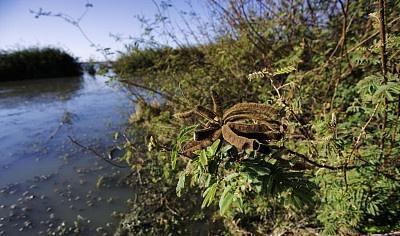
[[0, 47, 82, 81], [112, 1, 400, 234]]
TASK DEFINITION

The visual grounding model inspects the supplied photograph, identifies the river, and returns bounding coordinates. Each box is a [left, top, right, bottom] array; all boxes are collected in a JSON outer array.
[[0, 74, 135, 235]]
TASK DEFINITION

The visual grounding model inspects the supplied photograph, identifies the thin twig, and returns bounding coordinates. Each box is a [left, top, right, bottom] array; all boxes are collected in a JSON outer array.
[[30, 2, 111, 61], [68, 136, 129, 168], [303, 16, 400, 79], [119, 79, 177, 103], [388, 97, 400, 156], [151, 136, 192, 161], [268, 77, 319, 156], [347, 16, 400, 53], [284, 148, 365, 171], [348, 102, 381, 160]]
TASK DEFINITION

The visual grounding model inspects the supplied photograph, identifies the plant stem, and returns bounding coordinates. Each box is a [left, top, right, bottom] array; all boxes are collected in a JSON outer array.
[[378, 0, 388, 157]]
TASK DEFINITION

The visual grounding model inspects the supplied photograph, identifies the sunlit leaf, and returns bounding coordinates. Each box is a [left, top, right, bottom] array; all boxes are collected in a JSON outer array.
[[219, 186, 234, 215]]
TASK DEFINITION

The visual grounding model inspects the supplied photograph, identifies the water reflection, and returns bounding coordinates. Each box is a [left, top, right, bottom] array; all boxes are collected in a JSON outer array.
[[0, 76, 83, 108], [0, 74, 134, 235]]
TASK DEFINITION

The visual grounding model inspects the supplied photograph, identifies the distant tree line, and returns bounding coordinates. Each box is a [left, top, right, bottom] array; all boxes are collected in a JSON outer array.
[[0, 47, 82, 81]]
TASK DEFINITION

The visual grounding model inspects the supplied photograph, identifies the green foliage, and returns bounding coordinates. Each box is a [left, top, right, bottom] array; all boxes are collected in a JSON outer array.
[[171, 124, 198, 169], [113, 46, 205, 77], [115, 0, 400, 234], [172, 135, 315, 220], [0, 47, 82, 81]]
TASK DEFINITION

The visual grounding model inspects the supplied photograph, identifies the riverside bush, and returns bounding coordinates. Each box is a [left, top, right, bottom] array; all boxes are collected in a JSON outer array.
[[114, 0, 400, 234]]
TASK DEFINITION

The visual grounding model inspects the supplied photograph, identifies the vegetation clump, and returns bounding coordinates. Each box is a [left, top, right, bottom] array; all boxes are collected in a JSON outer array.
[[113, 46, 205, 77], [113, 0, 400, 235], [0, 47, 82, 81]]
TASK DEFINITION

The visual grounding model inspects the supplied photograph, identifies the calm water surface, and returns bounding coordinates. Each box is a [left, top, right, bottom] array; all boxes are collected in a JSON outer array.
[[0, 74, 136, 235]]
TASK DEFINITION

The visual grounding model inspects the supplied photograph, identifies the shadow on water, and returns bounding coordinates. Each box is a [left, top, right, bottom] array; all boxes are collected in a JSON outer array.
[[0, 74, 136, 235]]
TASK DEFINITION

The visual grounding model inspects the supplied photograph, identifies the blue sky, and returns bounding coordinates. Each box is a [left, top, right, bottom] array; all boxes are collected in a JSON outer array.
[[0, 0, 210, 61]]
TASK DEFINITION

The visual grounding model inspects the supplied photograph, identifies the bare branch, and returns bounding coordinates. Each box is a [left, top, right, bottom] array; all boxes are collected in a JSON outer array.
[[68, 136, 129, 168]]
